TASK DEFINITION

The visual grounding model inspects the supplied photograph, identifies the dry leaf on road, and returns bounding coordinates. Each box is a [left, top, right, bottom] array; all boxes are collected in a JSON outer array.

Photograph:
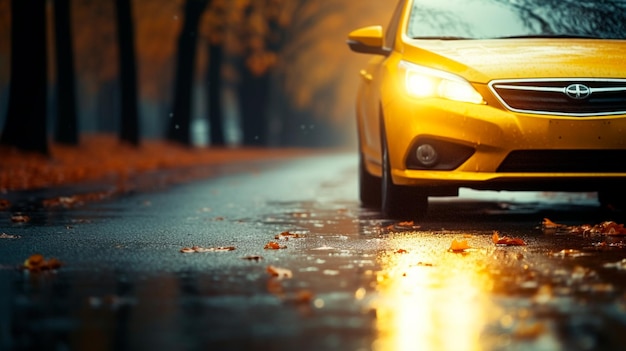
[[492, 231, 526, 246]]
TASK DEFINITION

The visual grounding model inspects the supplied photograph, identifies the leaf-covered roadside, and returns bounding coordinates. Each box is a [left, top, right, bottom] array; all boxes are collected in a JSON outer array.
[[0, 134, 312, 193], [543, 217, 626, 236]]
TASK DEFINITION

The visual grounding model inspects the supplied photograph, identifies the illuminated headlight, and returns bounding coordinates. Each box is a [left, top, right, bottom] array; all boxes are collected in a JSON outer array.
[[400, 60, 485, 104]]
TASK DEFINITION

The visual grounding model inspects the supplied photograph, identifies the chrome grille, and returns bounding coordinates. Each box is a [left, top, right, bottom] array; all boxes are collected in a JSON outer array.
[[489, 79, 626, 116]]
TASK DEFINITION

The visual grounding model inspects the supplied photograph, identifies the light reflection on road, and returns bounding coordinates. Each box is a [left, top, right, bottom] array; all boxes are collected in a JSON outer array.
[[370, 236, 495, 351]]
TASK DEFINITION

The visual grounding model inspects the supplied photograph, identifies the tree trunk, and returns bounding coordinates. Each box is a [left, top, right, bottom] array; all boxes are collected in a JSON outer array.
[[239, 69, 270, 146], [167, 0, 209, 146], [115, 0, 140, 146], [0, 0, 49, 154], [53, 0, 79, 145], [207, 42, 225, 146]]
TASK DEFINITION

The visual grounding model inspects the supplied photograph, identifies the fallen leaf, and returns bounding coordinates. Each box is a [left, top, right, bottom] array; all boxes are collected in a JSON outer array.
[[180, 246, 236, 253], [275, 231, 304, 240], [449, 239, 470, 252], [242, 255, 263, 261], [0, 199, 10, 210], [492, 231, 526, 246], [542, 218, 560, 229], [11, 214, 30, 223], [395, 249, 408, 254], [598, 221, 626, 235], [264, 241, 286, 250], [267, 265, 293, 279], [23, 254, 63, 272], [197, 246, 235, 252], [545, 219, 626, 236], [383, 221, 421, 232], [24, 254, 44, 269]]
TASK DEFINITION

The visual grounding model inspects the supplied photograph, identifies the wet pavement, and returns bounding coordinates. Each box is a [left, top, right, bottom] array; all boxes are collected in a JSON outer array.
[[2, 152, 626, 351]]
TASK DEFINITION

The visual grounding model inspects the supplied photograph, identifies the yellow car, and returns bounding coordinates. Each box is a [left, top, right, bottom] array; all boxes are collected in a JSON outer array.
[[348, 0, 626, 219]]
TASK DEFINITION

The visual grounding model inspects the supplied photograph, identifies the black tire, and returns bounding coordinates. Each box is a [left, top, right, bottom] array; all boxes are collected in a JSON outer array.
[[359, 151, 382, 208], [381, 124, 428, 220]]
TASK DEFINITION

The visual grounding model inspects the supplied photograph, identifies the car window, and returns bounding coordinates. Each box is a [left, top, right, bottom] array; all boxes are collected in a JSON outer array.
[[407, 0, 626, 40]]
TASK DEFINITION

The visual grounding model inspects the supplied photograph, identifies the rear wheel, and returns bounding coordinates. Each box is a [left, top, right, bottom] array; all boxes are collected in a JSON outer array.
[[381, 125, 428, 219]]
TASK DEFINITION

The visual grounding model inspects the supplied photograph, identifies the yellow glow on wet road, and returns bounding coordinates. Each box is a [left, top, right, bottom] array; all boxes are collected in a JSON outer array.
[[371, 237, 498, 351]]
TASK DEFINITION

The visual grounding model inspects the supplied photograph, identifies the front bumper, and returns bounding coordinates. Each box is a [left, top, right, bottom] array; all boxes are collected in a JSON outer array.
[[382, 95, 626, 192]]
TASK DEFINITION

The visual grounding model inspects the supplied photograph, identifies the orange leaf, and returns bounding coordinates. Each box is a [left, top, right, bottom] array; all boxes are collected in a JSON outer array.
[[264, 241, 286, 250], [180, 246, 235, 253], [492, 231, 526, 246], [275, 231, 303, 240], [449, 239, 470, 252], [542, 218, 559, 229], [23, 254, 63, 272]]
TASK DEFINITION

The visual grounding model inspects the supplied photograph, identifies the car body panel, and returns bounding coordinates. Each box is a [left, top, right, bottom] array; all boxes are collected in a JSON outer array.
[[401, 39, 626, 83]]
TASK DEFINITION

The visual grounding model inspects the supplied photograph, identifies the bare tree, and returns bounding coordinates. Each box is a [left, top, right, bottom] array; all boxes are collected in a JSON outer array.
[[1, 0, 49, 154], [115, 0, 140, 146], [206, 39, 225, 145], [167, 0, 209, 146], [53, 0, 79, 145]]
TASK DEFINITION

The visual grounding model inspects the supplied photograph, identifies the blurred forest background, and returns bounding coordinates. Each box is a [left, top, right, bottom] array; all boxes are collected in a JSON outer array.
[[0, 0, 392, 154]]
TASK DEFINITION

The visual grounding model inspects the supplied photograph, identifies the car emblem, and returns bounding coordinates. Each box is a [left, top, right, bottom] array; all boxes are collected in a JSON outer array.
[[564, 83, 592, 100]]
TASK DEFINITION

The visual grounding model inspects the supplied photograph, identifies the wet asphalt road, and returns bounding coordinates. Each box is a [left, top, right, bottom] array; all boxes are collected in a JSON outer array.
[[2, 152, 626, 351]]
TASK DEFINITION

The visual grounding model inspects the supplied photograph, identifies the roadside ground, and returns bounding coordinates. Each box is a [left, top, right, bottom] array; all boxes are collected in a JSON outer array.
[[0, 134, 319, 209]]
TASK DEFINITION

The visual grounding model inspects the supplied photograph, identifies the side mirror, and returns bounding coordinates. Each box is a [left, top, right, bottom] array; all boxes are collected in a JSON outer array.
[[347, 25, 389, 55]]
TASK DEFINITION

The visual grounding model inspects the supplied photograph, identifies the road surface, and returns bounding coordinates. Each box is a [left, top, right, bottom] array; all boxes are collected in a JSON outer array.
[[1, 152, 626, 351]]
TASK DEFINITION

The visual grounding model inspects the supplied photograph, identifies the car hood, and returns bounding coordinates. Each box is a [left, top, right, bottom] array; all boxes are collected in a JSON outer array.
[[403, 39, 626, 83]]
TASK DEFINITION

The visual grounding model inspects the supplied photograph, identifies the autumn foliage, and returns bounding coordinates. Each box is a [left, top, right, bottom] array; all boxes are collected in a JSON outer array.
[[0, 0, 393, 147]]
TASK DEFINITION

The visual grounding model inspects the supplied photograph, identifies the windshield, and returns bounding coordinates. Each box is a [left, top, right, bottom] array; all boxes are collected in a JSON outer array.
[[407, 0, 626, 40]]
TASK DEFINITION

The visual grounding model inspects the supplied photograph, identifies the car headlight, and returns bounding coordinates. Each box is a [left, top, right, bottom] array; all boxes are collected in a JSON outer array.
[[400, 60, 485, 105]]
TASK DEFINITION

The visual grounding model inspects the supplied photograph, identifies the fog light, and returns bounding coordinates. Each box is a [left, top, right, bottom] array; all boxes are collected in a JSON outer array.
[[416, 144, 438, 167]]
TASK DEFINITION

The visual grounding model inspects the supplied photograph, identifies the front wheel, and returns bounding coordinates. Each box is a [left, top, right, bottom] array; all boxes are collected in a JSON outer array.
[[381, 128, 428, 220], [359, 151, 382, 208]]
